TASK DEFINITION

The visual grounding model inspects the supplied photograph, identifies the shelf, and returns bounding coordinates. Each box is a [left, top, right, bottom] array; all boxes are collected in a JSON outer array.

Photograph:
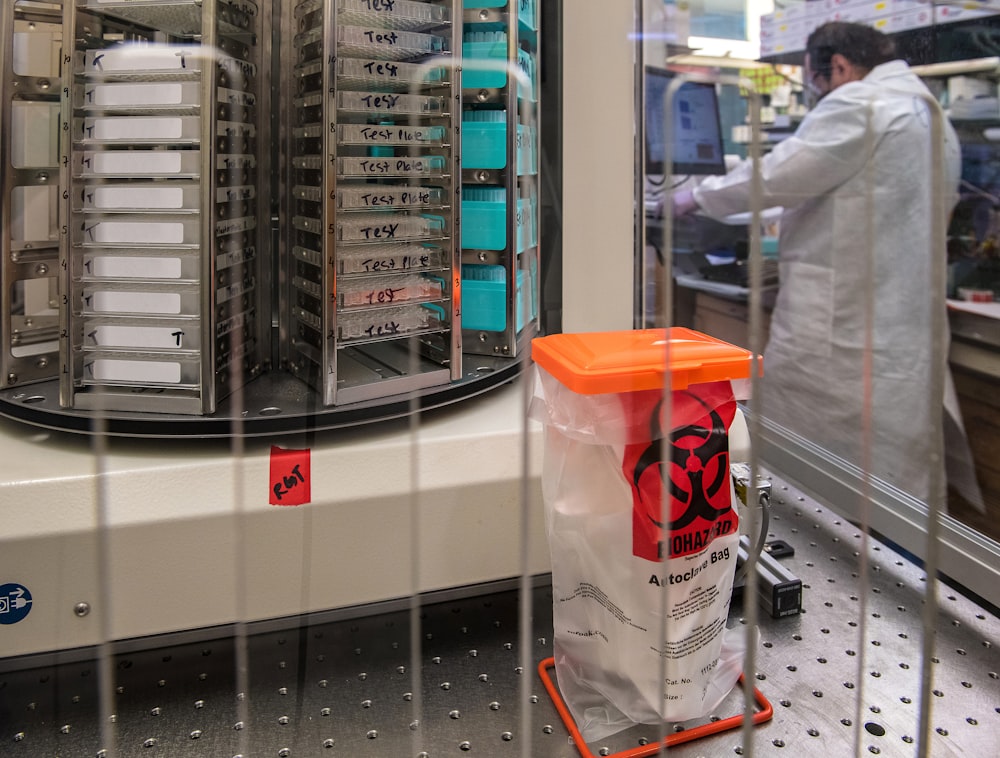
[[79, 0, 257, 38], [912, 55, 1000, 79]]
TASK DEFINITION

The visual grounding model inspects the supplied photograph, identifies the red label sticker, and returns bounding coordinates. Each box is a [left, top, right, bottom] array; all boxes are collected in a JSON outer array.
[[622, 383, 737, 562], [269, 446, 311, 506]]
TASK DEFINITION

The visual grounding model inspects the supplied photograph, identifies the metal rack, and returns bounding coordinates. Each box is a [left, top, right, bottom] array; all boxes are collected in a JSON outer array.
[[58, 0, 273, 415], [0, 0, 537, 432], [280, 0, 462, 407], [0, 1, 63, 391], [460, 0, 540, 358]]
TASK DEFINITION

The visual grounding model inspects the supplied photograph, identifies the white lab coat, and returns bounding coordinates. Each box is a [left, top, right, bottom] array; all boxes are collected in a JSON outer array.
[[693, 60, 981, 507]]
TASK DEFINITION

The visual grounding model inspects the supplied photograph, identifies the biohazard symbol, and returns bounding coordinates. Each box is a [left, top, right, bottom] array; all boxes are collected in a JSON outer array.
[[633, 397, 730, 531], [623, 384, 736, 562]]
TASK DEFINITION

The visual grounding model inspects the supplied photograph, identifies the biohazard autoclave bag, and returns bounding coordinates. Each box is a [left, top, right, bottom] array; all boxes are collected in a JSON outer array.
[[530, 329, 754, 743]]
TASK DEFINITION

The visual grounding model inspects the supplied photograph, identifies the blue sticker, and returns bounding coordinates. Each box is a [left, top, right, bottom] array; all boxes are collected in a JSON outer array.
[[0, 583, 33, 625]]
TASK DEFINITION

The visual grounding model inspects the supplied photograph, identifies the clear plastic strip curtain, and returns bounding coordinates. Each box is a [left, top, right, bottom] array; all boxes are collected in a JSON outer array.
[[1, 2, 998, 758]]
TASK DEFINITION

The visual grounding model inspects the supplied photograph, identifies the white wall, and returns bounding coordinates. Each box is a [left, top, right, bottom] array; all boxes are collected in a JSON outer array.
[[561, 1, 637, 332]]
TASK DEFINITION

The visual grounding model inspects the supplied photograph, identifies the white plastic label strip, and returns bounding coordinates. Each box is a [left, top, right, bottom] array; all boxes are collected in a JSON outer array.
[[90, 256, 183, 279], [91, 291, 182, 314], [87, 359, 182, 384], [93, 187, 185, 210]]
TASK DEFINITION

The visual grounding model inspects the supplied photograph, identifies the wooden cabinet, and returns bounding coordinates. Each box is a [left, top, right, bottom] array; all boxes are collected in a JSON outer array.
[[692, 291, 771, 351], [948, 308, 1000, 543], [950, 366, 1000, 543]]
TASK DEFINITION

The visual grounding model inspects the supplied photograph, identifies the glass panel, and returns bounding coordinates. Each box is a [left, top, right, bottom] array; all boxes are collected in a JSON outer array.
[[639, 0, 1000, 638]]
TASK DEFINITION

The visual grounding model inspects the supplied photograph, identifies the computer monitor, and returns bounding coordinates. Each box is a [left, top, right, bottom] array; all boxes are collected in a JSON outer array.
[[644, 65, 727, 176]]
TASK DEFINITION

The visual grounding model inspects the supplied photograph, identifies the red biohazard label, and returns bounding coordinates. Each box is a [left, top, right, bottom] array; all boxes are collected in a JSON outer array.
[[621, 383, 737, 562]]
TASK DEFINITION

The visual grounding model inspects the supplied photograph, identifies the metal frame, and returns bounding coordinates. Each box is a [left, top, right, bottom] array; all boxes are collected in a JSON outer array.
[[58, 0, 270, 415], [0, 1, 63, 391], [755, 415, 1000, 609], [280, 0, 462, 407], [460, 0, 540, 359]]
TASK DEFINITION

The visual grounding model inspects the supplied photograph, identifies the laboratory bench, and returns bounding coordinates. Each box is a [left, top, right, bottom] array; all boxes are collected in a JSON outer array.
[[1, 466, 997, 758]]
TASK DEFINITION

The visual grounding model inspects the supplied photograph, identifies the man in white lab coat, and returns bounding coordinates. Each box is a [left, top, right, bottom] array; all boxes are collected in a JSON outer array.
[[674, 22, 981, 507]]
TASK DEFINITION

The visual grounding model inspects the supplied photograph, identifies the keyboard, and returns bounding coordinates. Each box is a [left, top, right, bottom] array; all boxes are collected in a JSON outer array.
[[700, 259, 779, 287]]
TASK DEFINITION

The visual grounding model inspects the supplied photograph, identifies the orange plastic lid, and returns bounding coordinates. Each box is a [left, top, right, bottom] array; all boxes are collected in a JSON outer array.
[[532, 327, 759, 395]]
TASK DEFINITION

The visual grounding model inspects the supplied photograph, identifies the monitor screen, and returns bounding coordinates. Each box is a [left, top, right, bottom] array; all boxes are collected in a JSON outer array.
[[644, 66, 727, 176]]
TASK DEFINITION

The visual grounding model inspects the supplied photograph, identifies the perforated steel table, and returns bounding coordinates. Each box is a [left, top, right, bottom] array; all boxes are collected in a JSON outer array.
[[1, 471, 997, 757]]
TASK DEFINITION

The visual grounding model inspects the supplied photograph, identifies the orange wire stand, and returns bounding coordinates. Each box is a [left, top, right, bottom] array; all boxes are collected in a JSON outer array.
[[537, 657, 773, 758]]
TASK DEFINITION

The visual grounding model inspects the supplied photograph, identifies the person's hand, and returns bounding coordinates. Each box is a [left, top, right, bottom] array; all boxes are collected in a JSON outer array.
[[672, 189, 698, 217]]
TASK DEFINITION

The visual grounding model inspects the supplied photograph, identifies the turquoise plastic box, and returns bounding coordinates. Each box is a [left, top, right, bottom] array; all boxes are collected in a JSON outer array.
[[461, 188, 503, 251], [462, 114, 506, 169], [463, 35, 507, 90], [518, 0, 538, 33], [462, 189, 533, 252], [462, 264, 526, 333], [463, 31, 537, 99], [515, 123, 536, 175], [462, 114, 537, 175], [517, 48, 536, 101], [462, 0, 537, 32], [515, 196, 529, 252], [527, 252, 538, 320], [515, 191, 537, 251]]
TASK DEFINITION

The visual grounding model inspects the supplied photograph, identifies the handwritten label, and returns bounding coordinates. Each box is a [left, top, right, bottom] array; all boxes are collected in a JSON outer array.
[[365, 287, 404, 305], [360, 93, 399, 110], [356, 158, 429, 175], [360, 222, 398, 240], [269, 446, 311, 506], [359, 189, 431, 207], [359, 125, 428, 142], [362, 61, 399, 78], [363, 30, 400, 46], [364, 321, 401, 338], [361, 253, 430, 272]]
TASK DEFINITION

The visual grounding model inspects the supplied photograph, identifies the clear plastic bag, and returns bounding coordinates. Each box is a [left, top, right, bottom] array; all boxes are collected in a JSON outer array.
[[531, 365, 746, 742]]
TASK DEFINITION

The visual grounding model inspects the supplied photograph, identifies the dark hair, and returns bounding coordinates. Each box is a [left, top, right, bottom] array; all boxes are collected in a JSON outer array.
[[806, 22, 897, 79]]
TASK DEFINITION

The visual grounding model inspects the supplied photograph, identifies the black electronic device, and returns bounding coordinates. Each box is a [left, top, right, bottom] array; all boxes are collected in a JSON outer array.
[[700, 258, 780, 288], [644, 65, 728, 177], [733, 536, 803, 618]]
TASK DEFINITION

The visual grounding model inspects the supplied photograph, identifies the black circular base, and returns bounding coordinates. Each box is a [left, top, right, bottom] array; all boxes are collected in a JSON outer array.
[[0, 357, 523, 438]]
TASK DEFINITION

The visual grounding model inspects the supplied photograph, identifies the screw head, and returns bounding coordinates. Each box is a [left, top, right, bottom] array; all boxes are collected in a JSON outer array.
[[74, 602, 91, 618]]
